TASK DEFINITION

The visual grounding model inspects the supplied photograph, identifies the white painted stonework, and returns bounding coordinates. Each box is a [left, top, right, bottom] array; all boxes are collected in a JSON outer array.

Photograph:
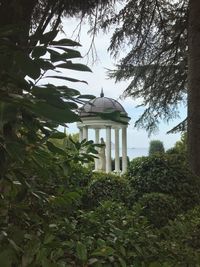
[[77, 91, 130, 173]]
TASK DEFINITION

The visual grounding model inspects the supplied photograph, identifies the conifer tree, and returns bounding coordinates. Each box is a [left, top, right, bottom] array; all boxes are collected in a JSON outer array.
[[103, 0, 200, 176]]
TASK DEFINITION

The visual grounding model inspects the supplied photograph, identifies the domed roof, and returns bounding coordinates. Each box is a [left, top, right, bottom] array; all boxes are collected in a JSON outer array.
[[79, 90, 128, 118]]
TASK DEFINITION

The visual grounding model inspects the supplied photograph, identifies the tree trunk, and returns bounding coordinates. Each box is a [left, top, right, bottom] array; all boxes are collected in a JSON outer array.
[[0, 0, 37, 45], [188, 0, 200, 176]]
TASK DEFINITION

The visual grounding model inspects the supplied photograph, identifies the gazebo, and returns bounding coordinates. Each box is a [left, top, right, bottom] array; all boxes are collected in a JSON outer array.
[[77, 90, 130, 173]]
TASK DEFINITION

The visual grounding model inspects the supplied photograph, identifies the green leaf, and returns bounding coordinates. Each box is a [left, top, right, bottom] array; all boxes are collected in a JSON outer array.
[[0, 250, 13, 267], [51, 38, 81, 46], [76, 241, 87, 261], [56, 62, 92, 72], [14, 51, 41, 79], [40, 30, 58, 44], [77, 94, 95, 99], [48, 49, 82, 62], [118, 257, 127, 267], [42, 258, 58, 267], [149, 262, 162, 267], [50, 132, 66, 139], [45, 75, 88, 84], [91, 246, 115, 257], [35, 58, 55, 70], [46, 141, 66, 155], [29, 102, 80, 123], [32, 46, 46, 58]]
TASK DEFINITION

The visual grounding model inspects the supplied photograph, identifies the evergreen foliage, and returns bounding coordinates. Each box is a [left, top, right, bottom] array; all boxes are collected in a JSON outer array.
[[148, 140, 165, 155], [102, 0, 188, 132], [127, 154, 200, 210]]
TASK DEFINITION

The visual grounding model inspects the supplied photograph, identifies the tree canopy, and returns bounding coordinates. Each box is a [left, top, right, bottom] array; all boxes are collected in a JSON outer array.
[[101, 0, 188, 133]]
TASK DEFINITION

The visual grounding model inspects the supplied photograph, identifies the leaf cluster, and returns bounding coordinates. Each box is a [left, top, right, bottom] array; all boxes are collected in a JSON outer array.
[[102, 0, 188, 132]]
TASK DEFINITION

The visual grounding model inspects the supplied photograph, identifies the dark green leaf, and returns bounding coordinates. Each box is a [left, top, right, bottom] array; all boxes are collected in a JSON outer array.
[[29, 102, 80, 123], [32, 46, 46, 58], [77, 94, 95, 99], [35, 58, 55, 70], [51, 38, 81, 46], [91, 246, 115, 257], [76, 241, 87, 261], [50, 132, 66, 139], [0, 250, 13, 267], [56, 62, 92, 72], [45, 75, 88, 84], [14, 51, 41, 79], [46, 141, 66, 155], [48, 49, 82, 62], [40, 30, 58, 44]]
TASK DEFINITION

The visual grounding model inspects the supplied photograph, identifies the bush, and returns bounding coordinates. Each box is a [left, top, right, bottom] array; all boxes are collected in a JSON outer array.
[[127, 154, 200, 210], [136, 193, 180, 227], [157, 205, 200, 266], [66, 163, 93, 189], [83, 172, 131, 208], [76, 201, 159, 266], [148, 140, 165, 155]]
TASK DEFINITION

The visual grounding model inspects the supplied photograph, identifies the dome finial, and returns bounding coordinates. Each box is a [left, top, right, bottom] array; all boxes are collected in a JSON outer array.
[[100, 88, 104, 97]]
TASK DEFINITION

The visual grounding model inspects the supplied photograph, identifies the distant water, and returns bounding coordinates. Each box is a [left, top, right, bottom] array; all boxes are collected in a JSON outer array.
[[111, 147, 148, 160]]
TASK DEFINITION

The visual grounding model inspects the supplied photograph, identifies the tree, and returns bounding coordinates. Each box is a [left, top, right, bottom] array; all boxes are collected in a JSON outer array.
[[102, 0, 200, 176], [0, 0, 114, 44], [149, 140, 165, 155]]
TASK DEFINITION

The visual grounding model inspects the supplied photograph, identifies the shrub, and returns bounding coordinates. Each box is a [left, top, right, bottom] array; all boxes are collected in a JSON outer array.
[[127, 154, 200, 210], [157, 205, 200, 266], [148, 140, 165, 155], [76, 201, 159, 266], [66, 163, 93, 188], [83, 172, 131, 208], [136, 193, 180, 227]]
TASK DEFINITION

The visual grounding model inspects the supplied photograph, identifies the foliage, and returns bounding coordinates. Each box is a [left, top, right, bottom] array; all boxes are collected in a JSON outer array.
[[75, 201, 160, 266], [136, 193, 180, 228], [0, 25, 99, 267], [101, 0, 188, 132], [166, 132, 187, 158], [158, 206, 200, 266], [127, 154, 200, 210], [148, 140, 165, 155], [111, 156, 130, 171], [83, 172, 131, 208]]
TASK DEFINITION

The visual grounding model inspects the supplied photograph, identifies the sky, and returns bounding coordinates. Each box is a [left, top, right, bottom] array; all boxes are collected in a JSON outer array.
[[55, 17, 187, 150]]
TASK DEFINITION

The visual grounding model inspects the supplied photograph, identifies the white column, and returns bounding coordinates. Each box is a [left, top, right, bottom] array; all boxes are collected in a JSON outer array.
[[79, 127, 83, 142], [82, 126, 88, 141], [115, 128, 120, 172], [106, 126, 112, 173], [95, 128, 100, 171], [122, 126, 127, 173]]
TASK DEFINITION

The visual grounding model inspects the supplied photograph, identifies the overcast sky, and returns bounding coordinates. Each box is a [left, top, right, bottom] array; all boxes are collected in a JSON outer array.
[[56, 17, 186, 149]]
